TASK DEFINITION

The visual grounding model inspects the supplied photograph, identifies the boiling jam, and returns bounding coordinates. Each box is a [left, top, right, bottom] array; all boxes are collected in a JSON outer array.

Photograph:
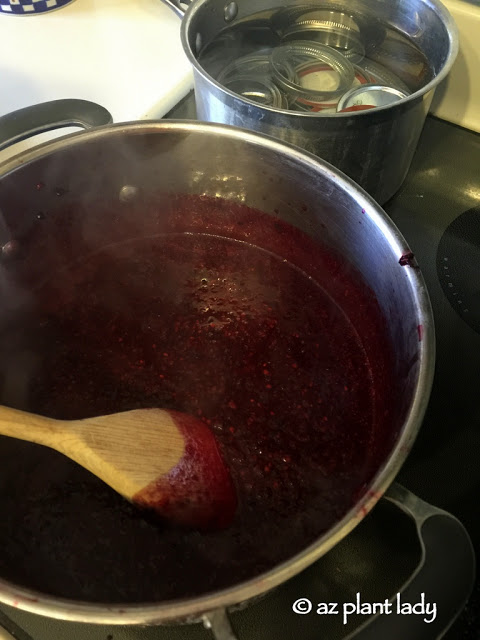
[[0, 194, 395, 602]]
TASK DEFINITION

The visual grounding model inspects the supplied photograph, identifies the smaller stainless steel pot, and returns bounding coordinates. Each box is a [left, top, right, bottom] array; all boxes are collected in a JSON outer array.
[[164, 0, 458, 204]]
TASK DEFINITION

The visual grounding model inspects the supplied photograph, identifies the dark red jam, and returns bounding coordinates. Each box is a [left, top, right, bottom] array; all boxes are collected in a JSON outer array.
[[0, 194, 395, 603], [132, 409, 238, 530]]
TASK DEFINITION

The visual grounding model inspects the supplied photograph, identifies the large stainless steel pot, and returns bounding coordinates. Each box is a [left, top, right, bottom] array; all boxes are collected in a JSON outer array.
[[164, 0, 458, 204], [0, 101, 473, 640]]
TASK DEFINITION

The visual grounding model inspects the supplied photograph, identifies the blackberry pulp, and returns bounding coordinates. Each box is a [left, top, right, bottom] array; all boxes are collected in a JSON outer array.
[[0, 194, 395, 602]]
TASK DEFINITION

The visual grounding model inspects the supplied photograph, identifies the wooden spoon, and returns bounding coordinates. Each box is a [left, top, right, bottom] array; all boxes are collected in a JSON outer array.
[[0, 406, 236, 530]]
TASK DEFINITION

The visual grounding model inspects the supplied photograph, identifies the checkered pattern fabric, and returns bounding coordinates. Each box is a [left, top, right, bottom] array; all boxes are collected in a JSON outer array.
[[0, 0, 76, 14]]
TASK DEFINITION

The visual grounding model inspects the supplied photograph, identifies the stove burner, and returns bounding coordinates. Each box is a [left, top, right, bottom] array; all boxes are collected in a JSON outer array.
[[437, 206, 480, 334]]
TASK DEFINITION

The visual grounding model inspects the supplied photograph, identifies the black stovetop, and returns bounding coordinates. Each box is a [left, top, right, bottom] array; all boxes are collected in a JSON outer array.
[[385, 116, 480, 640], [0, 110, 478, 640]]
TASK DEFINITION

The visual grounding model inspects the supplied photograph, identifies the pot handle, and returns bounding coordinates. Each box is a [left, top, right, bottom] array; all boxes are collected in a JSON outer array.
[[0, 99, 113, 152], [203, 608, 238, 639], [161, 0, 192, 18], [347, 483, 475, 639], [202, 484, 474, 640]]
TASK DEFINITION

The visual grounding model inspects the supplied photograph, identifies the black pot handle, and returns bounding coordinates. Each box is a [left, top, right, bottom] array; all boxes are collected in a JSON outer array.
[[203, 484, 475, 640], [347, 483, 475, 639], [0, 99, 113, 152]]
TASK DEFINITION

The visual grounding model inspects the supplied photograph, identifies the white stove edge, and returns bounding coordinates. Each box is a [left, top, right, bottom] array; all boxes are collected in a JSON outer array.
[[430, 0, 480, 133]]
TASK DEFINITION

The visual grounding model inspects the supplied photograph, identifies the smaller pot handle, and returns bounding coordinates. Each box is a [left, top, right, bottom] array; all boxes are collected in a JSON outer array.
[[347, 483, 475, 639], [0, 99, 113, 152], [161, 0, 192, 18]]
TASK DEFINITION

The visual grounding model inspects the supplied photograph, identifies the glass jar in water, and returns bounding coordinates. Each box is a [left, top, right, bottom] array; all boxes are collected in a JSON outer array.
[[198, 3, 433, 113]]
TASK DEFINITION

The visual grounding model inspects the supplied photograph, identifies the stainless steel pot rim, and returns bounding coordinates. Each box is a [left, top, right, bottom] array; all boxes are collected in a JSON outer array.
[[0, 119, 436, 625], [181, 0, 459, 119]]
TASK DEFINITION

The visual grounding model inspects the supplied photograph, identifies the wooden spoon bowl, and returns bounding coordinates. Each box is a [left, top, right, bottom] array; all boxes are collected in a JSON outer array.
[[0, 406, 236, 530]]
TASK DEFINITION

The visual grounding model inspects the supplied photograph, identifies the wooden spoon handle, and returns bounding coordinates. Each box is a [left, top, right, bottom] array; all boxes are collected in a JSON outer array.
[[0, 405, 64, 448], [0, 406, 187, 498], [0, 405, 236, 529]]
